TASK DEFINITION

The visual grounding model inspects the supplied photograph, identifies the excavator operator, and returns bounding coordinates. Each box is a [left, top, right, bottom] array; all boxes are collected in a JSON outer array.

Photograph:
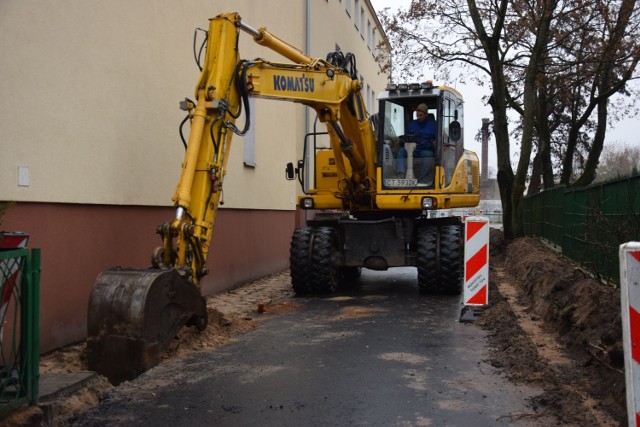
[[406, 103, 436, 184]]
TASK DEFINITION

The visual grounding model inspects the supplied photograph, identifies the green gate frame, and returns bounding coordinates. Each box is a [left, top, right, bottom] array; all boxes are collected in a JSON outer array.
[[0, 248, 41, 418]]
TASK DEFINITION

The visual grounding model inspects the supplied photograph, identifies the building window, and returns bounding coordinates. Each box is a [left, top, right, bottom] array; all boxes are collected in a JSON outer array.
[[345, 0, 351, 16], [367, 20, 372, 50], [354, 0, 359, 28], [371, 87, 376, 113], [360, 8, 365, 38], [372, 29, 377, 53]]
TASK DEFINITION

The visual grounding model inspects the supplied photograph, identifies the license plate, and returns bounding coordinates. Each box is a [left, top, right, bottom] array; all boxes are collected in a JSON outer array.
[[385, 179, 418, 187]]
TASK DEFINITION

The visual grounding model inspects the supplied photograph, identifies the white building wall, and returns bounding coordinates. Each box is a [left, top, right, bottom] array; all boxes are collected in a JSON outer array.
[[0, 1, 299, 210], [308, 0, 388, 115], [1, 0, 388, 209]]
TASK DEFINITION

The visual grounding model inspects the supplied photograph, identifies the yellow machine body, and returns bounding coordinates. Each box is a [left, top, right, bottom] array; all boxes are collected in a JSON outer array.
[[87, 12, 480, 384]]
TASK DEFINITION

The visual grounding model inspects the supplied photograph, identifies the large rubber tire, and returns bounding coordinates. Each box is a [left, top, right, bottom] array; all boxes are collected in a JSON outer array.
[[438, 224, 463, 295], [290, 227, 313, 295], [310, 227, 339, 294], [417, 224, 463, 295], [417, 226, 438, 294]]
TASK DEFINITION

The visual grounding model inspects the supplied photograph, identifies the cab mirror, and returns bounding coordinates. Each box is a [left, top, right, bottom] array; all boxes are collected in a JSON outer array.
[[285, 162, 296, 180], [449, 121, 462, 142]]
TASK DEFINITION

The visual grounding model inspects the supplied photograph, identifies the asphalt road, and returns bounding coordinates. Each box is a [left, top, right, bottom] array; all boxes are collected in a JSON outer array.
[[72, 268, 544, 426]]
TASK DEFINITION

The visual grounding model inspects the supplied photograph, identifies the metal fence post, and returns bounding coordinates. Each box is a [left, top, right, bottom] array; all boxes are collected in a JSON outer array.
[[29, 249, 40, 405]]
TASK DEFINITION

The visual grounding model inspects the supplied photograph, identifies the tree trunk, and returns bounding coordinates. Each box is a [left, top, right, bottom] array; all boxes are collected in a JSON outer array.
[[537, 76, 555, 189], [512, 0, 556, 237], [573, 96, 608, 187], [467, 0, 516, 238]]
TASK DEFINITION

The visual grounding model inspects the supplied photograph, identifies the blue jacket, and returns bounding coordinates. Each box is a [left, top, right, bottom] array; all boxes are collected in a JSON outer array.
[[406, 117, 436, 154]]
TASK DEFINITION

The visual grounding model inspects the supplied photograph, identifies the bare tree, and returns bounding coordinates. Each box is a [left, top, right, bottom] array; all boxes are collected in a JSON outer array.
[[378, 0, 640, 238], [557, 0, 640, 186]]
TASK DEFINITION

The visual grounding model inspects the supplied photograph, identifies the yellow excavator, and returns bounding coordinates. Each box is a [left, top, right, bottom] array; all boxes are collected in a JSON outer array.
[[87, 12, 480, 384]]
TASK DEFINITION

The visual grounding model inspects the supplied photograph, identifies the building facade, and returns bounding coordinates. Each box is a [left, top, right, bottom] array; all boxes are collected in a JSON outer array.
[[0, 1, 390, 352]]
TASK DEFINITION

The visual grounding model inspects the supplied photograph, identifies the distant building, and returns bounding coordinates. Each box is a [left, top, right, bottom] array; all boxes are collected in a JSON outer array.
[[480, 178, 500, 200]]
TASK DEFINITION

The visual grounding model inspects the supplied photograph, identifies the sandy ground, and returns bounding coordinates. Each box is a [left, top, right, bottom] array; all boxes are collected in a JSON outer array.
[[38, 271, 296, 375], [5, 230, 627, 426]]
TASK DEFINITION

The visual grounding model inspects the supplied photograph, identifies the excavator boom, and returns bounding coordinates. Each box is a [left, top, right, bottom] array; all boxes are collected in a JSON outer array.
[[86, 12, 373, 384], [87, 13, 245, 384]]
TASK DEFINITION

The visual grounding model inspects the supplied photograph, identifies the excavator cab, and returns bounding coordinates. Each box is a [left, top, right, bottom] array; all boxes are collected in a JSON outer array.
[[377, 82, 465, 191]]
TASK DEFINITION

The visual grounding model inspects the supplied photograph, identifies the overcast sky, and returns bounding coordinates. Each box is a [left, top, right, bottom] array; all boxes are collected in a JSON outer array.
[[369, 0, 639, 172]]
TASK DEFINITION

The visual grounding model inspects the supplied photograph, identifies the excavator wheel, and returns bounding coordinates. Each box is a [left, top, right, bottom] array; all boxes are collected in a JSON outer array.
[[86, 268, 207, 385], [310, 227, 339, 293], [417, 225, 463, 295], [417, 226, 438, 294], [290, 227, 314, 295], [437, 224, 463, 295]]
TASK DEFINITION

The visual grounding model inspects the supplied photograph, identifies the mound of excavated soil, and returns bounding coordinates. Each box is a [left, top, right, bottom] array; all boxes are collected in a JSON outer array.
[[478, 229, 625, 426]]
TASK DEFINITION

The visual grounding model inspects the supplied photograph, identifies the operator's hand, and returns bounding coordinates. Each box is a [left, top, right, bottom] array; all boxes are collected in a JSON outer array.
[[400, 134, 419, 144], [418, 138, 434, 150]]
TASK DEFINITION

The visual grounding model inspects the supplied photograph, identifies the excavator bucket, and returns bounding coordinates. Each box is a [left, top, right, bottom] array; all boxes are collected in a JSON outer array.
[[86, 268, 207, 385]]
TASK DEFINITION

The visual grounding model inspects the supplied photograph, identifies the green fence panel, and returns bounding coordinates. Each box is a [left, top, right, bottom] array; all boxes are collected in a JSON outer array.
[[562, 187, 588, 261], [524, 175, 640, 285], [523, 185, 564, 248], [0, 248, 41, 418], [583, 178, 640, 283], [544, 187, 564, 247]]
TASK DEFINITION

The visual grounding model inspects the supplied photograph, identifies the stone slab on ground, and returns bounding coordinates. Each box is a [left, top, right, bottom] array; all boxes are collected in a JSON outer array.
[[39, 372, 97, 403]]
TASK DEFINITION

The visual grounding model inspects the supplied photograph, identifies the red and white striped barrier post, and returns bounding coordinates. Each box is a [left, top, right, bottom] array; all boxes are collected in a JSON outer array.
[[621, 241, 640, 427], [463, 216, 489, 306]]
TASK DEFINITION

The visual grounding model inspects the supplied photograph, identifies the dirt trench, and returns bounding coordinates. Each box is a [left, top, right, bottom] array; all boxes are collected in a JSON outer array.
[[480, 229, 625, 426]]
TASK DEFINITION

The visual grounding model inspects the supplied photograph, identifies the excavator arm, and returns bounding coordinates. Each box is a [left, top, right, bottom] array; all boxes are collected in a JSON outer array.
[[87, 12, 378, 384], [163, 13, 376, 283]]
